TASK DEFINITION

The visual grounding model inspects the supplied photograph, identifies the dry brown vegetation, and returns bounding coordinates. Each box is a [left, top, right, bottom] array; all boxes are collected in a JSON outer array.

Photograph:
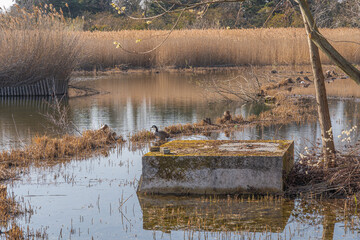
[[0, 126, 124, 181], [128, 97, 317, 142], [1, 8, 359, 88], [257, 97, 317, 124], [129, 130, 155, 142], [0, 187, 24, 239], [0, 6, 80, 88], [0, 126, 125, 239], [79, 28, 360, 70], [286, 145, 360, 197]]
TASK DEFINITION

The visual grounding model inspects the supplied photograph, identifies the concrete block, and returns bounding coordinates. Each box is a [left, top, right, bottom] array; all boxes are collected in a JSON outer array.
[[138, 140, 294, 195]]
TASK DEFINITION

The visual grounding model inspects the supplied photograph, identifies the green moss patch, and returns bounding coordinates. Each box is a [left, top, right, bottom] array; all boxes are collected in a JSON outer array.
[[145, 140, 293, 157]]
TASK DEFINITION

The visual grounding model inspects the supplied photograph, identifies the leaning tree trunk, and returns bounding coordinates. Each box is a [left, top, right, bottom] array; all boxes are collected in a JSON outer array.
[[297, 0, 360, 84], [297, 0, 336, 167]]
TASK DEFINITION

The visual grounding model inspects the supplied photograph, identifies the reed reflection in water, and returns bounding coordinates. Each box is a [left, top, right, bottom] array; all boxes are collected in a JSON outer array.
[[1, 70, 360, 239]]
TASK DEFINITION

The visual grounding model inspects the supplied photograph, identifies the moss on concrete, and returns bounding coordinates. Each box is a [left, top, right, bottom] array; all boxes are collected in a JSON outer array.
[[148, 155, 215, 181], [145, 140, 293, 157]]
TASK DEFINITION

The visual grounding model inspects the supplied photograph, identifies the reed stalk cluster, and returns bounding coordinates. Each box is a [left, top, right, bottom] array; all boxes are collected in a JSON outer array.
[[0, 6, 80, 88], [80, 28, 360, 70], [1, 6, 359, 88]]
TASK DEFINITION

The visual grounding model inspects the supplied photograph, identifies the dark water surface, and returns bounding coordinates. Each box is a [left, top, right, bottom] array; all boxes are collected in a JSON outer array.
[[1, 71, 360, 239]]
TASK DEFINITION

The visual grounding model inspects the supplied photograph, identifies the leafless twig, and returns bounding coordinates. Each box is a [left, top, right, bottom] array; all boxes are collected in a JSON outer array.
[[41, 96, 80, 135]]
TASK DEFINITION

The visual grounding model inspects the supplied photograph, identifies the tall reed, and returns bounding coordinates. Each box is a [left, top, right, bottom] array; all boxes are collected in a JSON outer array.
[[0, 6, 81, 88], [79, 28, 360, 70]]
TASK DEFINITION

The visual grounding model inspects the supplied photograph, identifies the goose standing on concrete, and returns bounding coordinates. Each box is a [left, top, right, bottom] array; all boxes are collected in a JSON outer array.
[[151, 125, 170, 141]]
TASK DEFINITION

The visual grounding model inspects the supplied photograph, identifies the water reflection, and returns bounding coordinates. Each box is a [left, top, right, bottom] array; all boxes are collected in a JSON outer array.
[[1, 72, 360, 151], [7, 147, 360, 239], [0, 97, 50, 150], [139, 195, 294, 233], [1, 71, 360, 239]]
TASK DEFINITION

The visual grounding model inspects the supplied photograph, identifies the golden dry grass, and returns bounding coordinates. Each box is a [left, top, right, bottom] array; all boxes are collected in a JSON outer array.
[[0, 126, 124, 239], [0, 127, 124, 180], [216, 113, 246, 124], [0, 7, 80, 88], [0, 186, 24, 239], [129, 130, 155, 142], [79, 28, 360, 70], [257, 98, 317, 124]]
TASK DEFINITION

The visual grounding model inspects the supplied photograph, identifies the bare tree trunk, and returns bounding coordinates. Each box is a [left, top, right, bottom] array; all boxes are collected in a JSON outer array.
[[297, 0, 360, 84], [297, 0, 336, 166]]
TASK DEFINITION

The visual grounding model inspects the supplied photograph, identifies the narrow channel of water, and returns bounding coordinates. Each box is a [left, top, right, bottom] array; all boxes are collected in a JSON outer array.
[[1, 70, 360, 239]]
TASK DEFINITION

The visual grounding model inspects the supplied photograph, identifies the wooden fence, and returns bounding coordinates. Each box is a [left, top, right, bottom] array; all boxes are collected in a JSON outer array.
[[0, 78, 68, 97]]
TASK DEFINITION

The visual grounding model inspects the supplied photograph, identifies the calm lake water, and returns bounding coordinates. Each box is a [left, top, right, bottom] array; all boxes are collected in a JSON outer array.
[[1, 69, 360, 239]]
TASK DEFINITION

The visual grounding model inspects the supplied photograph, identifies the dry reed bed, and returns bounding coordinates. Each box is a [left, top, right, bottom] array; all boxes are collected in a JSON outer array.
[[0, 7, 80, 88], [0, 127, 124, 181], [80, 28, 360, 70]]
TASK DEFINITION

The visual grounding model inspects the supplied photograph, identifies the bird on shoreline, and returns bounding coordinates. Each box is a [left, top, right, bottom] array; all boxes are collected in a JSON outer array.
[[151, 125, 170, 141]]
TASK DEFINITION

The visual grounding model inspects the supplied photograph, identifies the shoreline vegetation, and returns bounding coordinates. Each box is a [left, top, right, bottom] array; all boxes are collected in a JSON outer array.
[[0, 96, 358, 199], [0, 96, 315, 180], [0, 93, 358, 199], [1, 7, 360, 237], [0, 7, 80, 92], [79, 28, 360, 71], [0, 126, 125, 182], [1, 7, 359, 89]]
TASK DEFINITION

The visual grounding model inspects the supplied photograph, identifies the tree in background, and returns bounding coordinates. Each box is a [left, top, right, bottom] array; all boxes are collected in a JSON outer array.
[[114, 0, 142, 14], [341, 0, 360, 27], [13, 0, 360, 30], [15, 0, 113, 17]]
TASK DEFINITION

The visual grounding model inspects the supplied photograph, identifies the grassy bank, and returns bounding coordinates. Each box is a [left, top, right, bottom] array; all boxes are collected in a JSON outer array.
[[80, 28, 360, 70]]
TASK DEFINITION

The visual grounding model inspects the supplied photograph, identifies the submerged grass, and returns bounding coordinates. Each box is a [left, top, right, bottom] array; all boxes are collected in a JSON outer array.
[[139, 194, 360, 238], [0, 186, 24, 239], [0, 125, 124, 239]]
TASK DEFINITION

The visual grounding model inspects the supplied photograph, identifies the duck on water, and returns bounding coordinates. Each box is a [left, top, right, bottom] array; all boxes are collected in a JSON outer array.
[[151, 125, 170, 141]]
